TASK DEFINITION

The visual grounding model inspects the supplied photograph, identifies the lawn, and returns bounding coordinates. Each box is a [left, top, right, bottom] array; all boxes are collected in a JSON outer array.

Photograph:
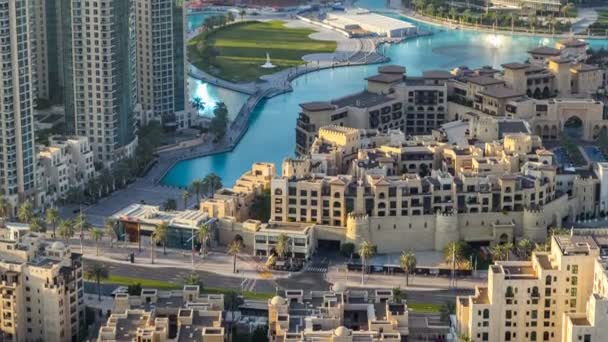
[[188, 20, 337, 83], [86, 274, 274, 300], [590, 10, 608, 32], [407, 302, 443, 313]]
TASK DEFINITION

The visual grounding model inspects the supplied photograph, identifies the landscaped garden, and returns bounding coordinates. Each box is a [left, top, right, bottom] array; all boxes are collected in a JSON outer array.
[[188, 20, 337, 83]]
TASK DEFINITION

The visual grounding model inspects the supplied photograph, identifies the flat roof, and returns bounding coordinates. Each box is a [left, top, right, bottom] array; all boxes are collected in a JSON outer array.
[[465, 75, 504, 86], [326, 9, 415, 32], [479, 86, 525, 99], [366, 73, 403, 84], [331, 91, 394, 108], [528, 47, 560, 56], [300, 101, 336, 112]]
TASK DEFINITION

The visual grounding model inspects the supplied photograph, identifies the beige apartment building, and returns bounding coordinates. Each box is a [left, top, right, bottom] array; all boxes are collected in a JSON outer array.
[[268, 287, 408, 341], [36, 136, 96, 207], [296, 42, 606, 155], [98, 286, 224, 341], [0, 229, 84, 342], [455, 234, 608, 342]]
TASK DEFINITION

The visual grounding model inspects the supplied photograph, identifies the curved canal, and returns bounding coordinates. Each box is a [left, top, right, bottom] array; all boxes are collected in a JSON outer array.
[[168, 4, 608, 188]]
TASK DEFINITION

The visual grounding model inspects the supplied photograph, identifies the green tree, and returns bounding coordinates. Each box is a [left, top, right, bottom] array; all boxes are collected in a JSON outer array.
[[91, 228, 104, 256], [224, 290, 244, 341], [17, 200, 33, 223], [153, 222, 169, 255], [105, 218, 117, 248], [249, 189, 271, 221], [86, 263, 109, 301], [75, 212, 89, 253], [203, 173, 223, 196], [46, 207, 59, 238], [190, 179, 204, 204], [0, 196, 9, 218], [358, 240, 375, 285], [192, 96, 205, 113], [443, 241, 468, 269], [228, 239, 242, 273], [197, 224, 210, 256], [182, 272, 203, 287], [182, 190, 190, 210], [210, 102, 229, 139], [239, 8, 246, 20], [127, 283, 142, 296], [517, 239, 534, 259], [491, 242, 514, 261], [29, 217, 45, 233], [400, 250, 417, 286], [58, 220, 75, 242], [275, 233, 290, 260]]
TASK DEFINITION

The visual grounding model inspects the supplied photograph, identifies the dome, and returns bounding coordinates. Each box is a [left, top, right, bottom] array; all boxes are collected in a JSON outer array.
[[334, 326, 349, 337], [270, 296, 284, 306], [50, 241, 65, 250], [332, 281, 346, 293]]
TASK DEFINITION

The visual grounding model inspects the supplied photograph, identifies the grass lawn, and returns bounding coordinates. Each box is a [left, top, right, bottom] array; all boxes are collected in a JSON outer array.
[[188, 20, 337, 83], [86, 274, 273, 300], [407, 302, 443, 313]]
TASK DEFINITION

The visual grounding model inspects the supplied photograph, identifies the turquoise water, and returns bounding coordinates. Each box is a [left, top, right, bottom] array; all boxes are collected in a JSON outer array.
[[187, 11, 227, 33], [190, 78, 248, 120], [168, 6, 608, 188]]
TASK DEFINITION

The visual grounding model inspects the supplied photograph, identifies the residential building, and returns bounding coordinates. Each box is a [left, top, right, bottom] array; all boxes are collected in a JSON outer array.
[[0, 229, 84, 341], [36, 136, 96, 207], [62, 0, 138, 165], [268, 286, 408, 341], [135, 0, 192, 130], [31, 0, 49, 101], [0, 0, 38, 214], [455, 234, 608, 342], [98, 286, 224, 341]]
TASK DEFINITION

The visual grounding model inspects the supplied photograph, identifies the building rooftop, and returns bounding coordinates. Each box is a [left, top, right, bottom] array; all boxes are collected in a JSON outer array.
[[299, 101, 336, 112], [331, 91, 394, 109], [479, 86, 525, 99], [554, 235, 599, 256], [366, 73, 404, 84], [422, 70, 453, 79], [378, 65, 406, 74], [498, 120, 530, 137], [501, 62, 530, 70], [464, 75, 504, 86], [558, 38, 588, 48], [528, 46, 561, 56]]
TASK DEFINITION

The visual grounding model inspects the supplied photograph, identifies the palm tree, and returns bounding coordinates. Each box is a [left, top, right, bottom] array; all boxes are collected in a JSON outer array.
[[197, 224, 210, 256], [203, 173, 222, 196], [182, 190, 190, 210], [17, 200, 33, 223], [491, 242, 514, 261], [74, 212, 88, 253], [0, 196, 8, 218], [239, 8, 246, 20], [29, 217, 45, 233], [443, 241, 467, 268], [46, 207, 59, 238], [105, 218, 117, 248], [190, 179, 204, 204], [86, 263, 109, 301], [182, 272, 202, 287], [57, 220, 75, 243], [517, 239, 534, 259], [275, 233, 290, 260], [91, 228, 104, 256], [358, 240, 375, 285], [400, 250, 417, 286], [153, 222, 169, 255], [227, 239, 242, 273]]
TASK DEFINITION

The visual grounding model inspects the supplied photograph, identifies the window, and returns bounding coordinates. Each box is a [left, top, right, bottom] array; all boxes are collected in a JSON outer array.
[[482, 309, 489, 319], [571, 265, 578, 274]]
